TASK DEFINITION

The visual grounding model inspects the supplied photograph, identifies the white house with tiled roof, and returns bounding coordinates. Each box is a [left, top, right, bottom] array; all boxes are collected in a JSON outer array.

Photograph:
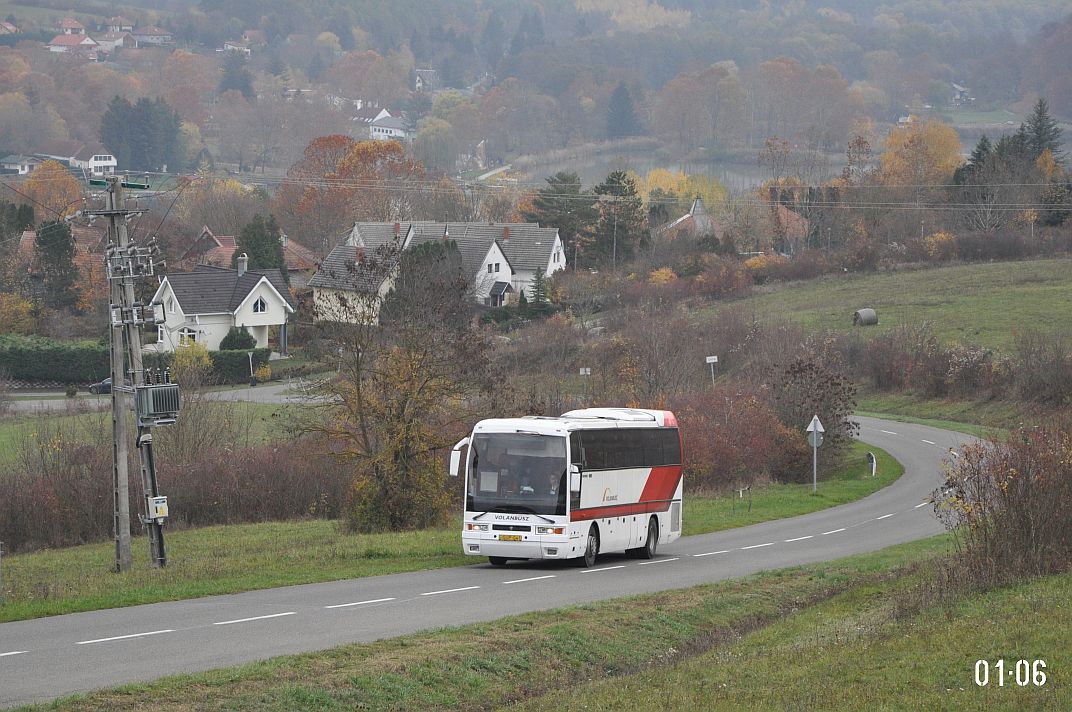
[[59, 18, 85, 35], [151, 258, 294, 353], [48, 33, 98, 53], [130, 25, 172, 46]]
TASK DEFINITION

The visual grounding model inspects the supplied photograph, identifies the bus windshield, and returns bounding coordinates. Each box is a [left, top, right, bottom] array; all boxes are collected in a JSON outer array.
[[466, 432, 568, 516]]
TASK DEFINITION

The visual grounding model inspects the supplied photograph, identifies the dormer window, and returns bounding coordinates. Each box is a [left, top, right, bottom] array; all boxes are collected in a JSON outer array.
[[252, 297, 267, 313]]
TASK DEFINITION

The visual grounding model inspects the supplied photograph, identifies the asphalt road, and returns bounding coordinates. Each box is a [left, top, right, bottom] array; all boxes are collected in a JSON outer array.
[[0, 416, 971, 707]]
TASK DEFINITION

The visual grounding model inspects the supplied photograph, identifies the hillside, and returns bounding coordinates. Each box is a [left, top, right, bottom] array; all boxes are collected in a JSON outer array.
[[719, 258, 1072, 351]]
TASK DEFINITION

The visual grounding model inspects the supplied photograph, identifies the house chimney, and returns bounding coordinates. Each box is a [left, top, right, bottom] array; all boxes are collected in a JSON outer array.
[[393, 222, 401, 237], [237, 252, 248, 276], [502, 226, 510, 241], [356, 248, 366, 264]]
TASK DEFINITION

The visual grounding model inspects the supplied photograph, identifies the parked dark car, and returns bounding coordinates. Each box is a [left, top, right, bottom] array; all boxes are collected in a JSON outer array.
[[88, 378, 112, 395]]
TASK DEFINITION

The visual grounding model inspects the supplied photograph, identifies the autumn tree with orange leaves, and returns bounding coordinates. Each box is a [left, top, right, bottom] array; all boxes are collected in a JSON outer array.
[[273, 136, 426, 253], [25, 160, 82, 218]]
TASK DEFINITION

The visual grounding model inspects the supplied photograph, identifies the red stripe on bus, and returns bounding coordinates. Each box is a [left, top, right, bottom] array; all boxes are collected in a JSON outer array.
[[639, 465, 682, 503], [570, 500, 673, 521]]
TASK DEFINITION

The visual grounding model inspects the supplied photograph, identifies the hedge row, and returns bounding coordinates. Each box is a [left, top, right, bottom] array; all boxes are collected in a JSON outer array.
[[0, 335, 108, 383], [0, 335, 271, 385], [144, 348, 271, 383]]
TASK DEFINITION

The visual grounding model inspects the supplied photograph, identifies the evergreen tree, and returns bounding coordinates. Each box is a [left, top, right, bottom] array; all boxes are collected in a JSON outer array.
[[1025, 97, 1063, 162], [593, 170, 645, 267], [234, 215, 288, 284], [528, 267, 552, 315], [100, 96, 182, 171], [954, 135, 992, 185], [479, 10, 505, 67], [519, 171, 597, 268], [220, 53, 256, 100], [220, 326, 256, 350], [607, 81, 642, 139], [34, 220, 78, 309]]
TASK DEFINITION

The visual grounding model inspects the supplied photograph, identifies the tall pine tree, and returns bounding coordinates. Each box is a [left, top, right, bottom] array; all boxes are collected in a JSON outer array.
[[593, 170, 645, 267], [1025, 97, 1063, 162], [519, 171, 597, 268], [607, 82, 642, 139], [34, 220, 78, 309], [234, 215, 288, 284]]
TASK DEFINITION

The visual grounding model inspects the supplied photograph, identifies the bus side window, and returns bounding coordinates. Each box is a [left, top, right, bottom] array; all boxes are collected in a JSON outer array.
[[570, 432, 584, 466]]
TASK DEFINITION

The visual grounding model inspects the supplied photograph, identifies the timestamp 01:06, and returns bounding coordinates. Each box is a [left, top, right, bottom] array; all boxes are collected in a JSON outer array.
[[974, 659, 1047, 687]]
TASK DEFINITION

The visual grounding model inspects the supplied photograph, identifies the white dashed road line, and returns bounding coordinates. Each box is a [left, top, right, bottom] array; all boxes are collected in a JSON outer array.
[[876, 513, 895, 520], [421, 586, 480, 596], [580, 565, 627, 574], [921, 439, 936, 445], [77, 630, 174, 645], [692, 550, 730, 557], [325, 598, 395, 609], [821, 528, 846, 535], [0, 651, 27, 657], [784, 535, 813, 542], [214, 612, 295, 626], [916, 501, 931, 508], [881, 430, 898, 435], [502, 575, 556, 585], [638, 557, 679, 565], [740, 542, 774, 550]]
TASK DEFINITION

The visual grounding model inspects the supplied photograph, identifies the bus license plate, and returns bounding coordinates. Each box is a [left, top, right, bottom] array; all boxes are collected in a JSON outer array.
[[499, 534, 522, 541]]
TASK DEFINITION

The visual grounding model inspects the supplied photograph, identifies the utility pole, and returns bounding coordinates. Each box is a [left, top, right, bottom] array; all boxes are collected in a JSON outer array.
[[89, 176, 173, 570]]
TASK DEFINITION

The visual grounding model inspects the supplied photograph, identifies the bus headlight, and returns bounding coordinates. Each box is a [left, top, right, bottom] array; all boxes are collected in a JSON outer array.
[[466, 523, 489, 531], [536, 526, 564, 535]]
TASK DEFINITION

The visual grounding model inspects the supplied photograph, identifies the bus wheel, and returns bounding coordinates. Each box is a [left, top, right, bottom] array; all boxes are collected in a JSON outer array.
[[489, 557, 508, 566], [580, 525, 599, 568], [638, 517, 658, 559]]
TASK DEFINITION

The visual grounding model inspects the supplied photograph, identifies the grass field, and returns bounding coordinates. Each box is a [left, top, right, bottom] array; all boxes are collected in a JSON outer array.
[[722, 258, 1072, 351], [0, 441, 900, 623], [21, 536, 1068, 711], [0, 401, 288, 468], [942, 108, 1021, 126]]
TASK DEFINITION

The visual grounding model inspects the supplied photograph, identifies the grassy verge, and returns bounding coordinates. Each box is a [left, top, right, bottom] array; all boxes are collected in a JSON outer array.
[[0, 440, 901, 623], [856, 391, 1043, 435], [684, 439, 901, 535], [518, 553, 1069, 711], [27, 535, 1065, 712]]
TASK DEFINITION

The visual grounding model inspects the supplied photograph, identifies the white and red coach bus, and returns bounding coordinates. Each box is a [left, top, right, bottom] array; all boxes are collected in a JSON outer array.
[[449, 408, 683, 567]]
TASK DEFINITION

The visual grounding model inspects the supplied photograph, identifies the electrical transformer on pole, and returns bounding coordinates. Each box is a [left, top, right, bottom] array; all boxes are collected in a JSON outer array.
[[88, 176, 179, 571]]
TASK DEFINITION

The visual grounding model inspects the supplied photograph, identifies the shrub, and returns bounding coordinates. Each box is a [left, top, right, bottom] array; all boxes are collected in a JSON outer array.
[[1011, 329, 1072, 404], [254, 363, 272, 382], [924, 231, 957, 262], [673, 387, 810, 491], [743, 253, 788, 283], [220, 326, 256, 350], [210, 348, 271, 383], [935, 424, 1072, 585], [0, 413, 351, 553], [694, 255, 752, 299]]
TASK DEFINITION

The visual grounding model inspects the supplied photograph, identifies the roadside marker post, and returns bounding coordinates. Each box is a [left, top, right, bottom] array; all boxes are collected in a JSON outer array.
[[806, 415, 825, 494]]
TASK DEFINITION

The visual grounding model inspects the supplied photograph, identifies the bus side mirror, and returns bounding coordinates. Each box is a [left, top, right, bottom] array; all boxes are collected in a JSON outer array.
[[449, 437, 469, 477], [569, 464, 581, 493]]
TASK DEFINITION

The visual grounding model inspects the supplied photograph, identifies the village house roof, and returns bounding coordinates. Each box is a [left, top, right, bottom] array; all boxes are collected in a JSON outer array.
[[48, 34, 97, 47], [59, 18, 85, 31], [164, 264, 294, 314], [309, 244, 399, 294]]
